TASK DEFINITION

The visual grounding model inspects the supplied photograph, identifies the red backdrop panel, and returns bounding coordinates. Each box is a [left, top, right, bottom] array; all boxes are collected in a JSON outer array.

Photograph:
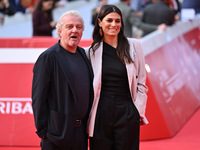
[[0, 64, 39, 146], [140, 29, 200, 140]]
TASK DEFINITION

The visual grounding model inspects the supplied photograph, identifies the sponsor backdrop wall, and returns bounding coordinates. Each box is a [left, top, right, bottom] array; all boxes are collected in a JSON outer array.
[[0, 19, 200, 146]]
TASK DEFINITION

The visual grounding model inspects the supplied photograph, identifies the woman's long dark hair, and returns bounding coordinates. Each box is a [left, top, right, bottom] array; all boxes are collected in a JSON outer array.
[[89, 4, 133, 63]]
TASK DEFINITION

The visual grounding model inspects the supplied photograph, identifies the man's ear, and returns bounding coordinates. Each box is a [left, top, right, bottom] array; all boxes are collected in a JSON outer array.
[[58, 28, 61, 34]]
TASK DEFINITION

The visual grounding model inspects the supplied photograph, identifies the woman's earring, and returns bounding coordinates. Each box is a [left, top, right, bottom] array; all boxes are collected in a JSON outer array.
[[99, 27, 103, 37]]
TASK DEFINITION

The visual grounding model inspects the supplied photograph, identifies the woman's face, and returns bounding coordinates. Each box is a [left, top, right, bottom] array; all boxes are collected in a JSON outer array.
[[98, 12, 121, 38]]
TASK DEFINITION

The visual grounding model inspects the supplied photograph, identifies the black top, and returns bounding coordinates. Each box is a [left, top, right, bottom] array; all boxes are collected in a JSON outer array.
[[101, 42, 130, 94], [64, 48, 90, 120]]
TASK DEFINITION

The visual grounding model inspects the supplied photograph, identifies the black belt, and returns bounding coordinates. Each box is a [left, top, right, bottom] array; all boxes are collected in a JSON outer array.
[[74, 120, 81, 127]]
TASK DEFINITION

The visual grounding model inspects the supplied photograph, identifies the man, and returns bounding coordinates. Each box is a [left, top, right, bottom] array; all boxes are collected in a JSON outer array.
[[32, 10, 93, 150], [115, 0, 167, 37], [141, 0, 175, 36]]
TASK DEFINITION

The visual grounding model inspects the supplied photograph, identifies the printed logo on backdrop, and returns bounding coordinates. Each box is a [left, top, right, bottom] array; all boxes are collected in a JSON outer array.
[[0, 98, 33, 114], [155, 71, 185, 103]]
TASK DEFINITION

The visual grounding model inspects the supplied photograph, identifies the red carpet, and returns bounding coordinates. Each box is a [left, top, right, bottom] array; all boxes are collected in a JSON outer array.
[[140, 108, 200, 150], [0, 108, 199, 150]]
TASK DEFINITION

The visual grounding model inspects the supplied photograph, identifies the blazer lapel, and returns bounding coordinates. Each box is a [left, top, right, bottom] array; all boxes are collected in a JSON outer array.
[[54, 44, 76, 99], [125, 39, 137, 99], [77, 47, 94, 80], [78, 47, 94, 110], [90, 42, 103, 97]]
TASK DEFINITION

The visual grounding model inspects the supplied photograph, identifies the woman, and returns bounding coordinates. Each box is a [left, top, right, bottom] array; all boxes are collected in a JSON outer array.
[[32, 0, 56, 36], [86, 5, 148, 150]]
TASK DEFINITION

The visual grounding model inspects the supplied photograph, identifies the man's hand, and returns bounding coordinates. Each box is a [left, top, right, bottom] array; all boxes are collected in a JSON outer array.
[[157, 23, 167, 31]]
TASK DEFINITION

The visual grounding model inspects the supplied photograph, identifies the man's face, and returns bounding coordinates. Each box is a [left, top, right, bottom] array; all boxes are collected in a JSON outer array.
[[59, 15, 84, 51]]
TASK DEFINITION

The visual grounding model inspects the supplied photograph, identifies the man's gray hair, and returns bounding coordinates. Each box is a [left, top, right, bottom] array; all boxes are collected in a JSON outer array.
[[56, 10, 84, 39]]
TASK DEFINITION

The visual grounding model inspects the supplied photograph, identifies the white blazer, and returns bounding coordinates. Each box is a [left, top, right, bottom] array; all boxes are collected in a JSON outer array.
[[86, 38, 148, 137]]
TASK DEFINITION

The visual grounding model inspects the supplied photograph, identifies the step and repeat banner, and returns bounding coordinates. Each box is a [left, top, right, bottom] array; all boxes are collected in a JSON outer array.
[[0, 19, 200, 146]]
